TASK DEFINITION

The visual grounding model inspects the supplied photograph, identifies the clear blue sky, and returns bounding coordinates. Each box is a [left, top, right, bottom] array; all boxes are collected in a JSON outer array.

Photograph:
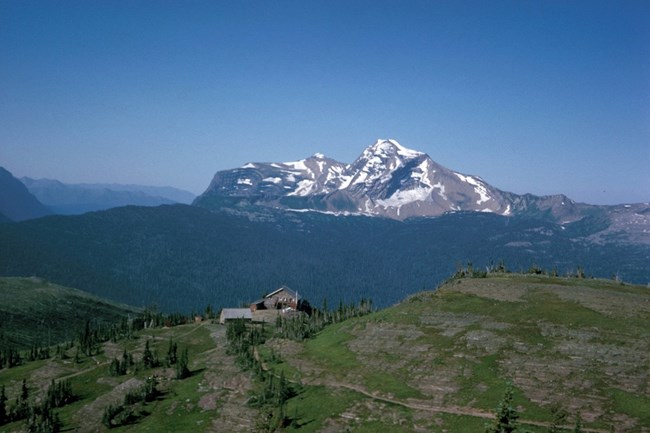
[[1, 0, 648, 204]]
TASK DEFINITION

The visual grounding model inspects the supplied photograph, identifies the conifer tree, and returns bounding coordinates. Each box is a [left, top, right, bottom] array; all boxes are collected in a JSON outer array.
[[573, 413, 583, 433], [175, 347, 190, 379], [142, 340, 156, 369], [13, 379, 30, 421], [0, 385, 8, 425], [548, 405, 567, 433], [166, 338, 177, 367], [485, 383, 519, 433]]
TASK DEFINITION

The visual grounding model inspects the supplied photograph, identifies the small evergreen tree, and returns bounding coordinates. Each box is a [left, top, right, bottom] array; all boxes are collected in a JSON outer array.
[[573, 413, 583, 433], [175, 347, 190, 379], [165, 338, 177, 367], [12, 379, 30, 421], [0, 385, 8, 425], [485, 383, 519, 433], [548, 404, 567, 433], [141, 340, 157, 369]]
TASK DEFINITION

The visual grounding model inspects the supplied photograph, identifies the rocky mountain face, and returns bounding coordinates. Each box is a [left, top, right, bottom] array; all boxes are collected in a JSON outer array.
[[195, 139, 650, 245], [196, 139, 511, 218], [195, 140, 649, 243], [0, 167, 52, 221]]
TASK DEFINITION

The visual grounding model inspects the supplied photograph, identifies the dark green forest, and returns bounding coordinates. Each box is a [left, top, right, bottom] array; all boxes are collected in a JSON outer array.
[[0, 204, 648, 312]]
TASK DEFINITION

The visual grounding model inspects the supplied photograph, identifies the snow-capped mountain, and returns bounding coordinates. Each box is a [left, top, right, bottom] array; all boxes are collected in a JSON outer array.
[[195, 139, 649, 238], [198, 139, 517, 219]]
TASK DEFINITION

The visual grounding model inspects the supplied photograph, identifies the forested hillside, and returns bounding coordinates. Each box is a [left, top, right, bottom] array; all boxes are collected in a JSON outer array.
[[0, 277, 139, 349], [0, 205, 648, 312]]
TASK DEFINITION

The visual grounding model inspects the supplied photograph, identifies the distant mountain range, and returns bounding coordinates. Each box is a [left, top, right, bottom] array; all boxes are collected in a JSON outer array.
[[0, 167, 196, 219], [0, 167, 52, 221], [196, 139, 649, 244], [20, 177, 195, 215]]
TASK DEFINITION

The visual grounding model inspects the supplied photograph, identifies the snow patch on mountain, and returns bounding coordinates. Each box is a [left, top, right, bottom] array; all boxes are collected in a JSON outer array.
[[288, 179, 316, 196], [380, 139, 423, 159], [454, 173, 491, 205], [284, 160, 308, 171], [432, 182, 448, 200], [377, 186, 432, 208]]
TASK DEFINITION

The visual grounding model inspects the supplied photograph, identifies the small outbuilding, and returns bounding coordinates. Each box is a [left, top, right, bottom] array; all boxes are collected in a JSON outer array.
[[219, 308, 253, 324]]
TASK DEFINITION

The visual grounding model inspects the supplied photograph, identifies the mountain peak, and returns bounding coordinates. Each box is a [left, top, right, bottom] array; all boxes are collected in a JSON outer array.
[[197, 139, 602, 222], [366, 139, 424, 160]]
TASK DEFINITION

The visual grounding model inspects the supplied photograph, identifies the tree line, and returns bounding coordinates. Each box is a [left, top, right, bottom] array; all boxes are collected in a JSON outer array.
[[0, 378, 74, 433]]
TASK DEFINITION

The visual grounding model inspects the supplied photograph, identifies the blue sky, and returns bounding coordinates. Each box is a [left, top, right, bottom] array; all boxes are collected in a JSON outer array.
[[1, 0, 648, 204]]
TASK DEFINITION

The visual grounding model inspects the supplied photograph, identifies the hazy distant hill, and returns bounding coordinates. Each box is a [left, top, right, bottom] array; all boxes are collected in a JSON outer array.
[[69, 182, 196, 204], [0, 276, 140, 349], [0, 167, 51, 221], [20, 177, 195, 215], [0, 204, 647, 312]]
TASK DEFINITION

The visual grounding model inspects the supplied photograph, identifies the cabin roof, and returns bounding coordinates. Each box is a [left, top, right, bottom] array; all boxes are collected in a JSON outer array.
[[265, 285, 301, 300]]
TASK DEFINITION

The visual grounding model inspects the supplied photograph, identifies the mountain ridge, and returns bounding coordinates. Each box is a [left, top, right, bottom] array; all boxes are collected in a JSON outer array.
[[194, 139, 634, 219], [20, 177, 195, 215], [194, 139, 650, 244], [0, 167, 52, 222]]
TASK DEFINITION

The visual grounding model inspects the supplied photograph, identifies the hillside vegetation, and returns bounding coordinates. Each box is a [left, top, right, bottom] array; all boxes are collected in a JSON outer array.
[[1, 204, 648, 312], [0, 277, 140, 349], [1, 273, 647, 433], [258, 273, 650, 432]]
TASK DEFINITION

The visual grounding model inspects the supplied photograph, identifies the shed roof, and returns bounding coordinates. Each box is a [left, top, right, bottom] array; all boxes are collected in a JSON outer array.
[[219, 308, 252, 322]]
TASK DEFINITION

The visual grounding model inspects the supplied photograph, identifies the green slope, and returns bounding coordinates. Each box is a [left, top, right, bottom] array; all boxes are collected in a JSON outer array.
[[0, 276, 140, 349], [267, 274, 650, 432], [1, 274, 648, 433]]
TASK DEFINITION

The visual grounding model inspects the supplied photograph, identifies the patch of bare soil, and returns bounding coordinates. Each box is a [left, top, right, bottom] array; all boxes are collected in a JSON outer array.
[[553, 284, 650, 317], [419, 311, 511, 337], [265, 338, 326, 380], [500, 320, 650, 431], [73, 377, 144, 433], [18, 360, 74, 395], [202, 325, 257, 433], [450, 280, 529, 302], [102, 341, 125, 360], [462, 329, 507, 354]]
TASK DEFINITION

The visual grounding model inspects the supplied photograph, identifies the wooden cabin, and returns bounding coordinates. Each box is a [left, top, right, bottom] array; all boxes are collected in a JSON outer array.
[[250, 286, 301, 311]]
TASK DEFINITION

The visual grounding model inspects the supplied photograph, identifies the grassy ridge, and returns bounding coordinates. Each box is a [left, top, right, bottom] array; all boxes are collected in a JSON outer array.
[[273, 274, 650, 432], [0, 277, 140, 349]]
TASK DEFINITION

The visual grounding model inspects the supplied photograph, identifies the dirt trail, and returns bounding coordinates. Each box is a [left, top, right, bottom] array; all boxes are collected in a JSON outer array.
[[330, 381, 610, 433], [254, 347, 610, 433], [202, 325, 257, 433]]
